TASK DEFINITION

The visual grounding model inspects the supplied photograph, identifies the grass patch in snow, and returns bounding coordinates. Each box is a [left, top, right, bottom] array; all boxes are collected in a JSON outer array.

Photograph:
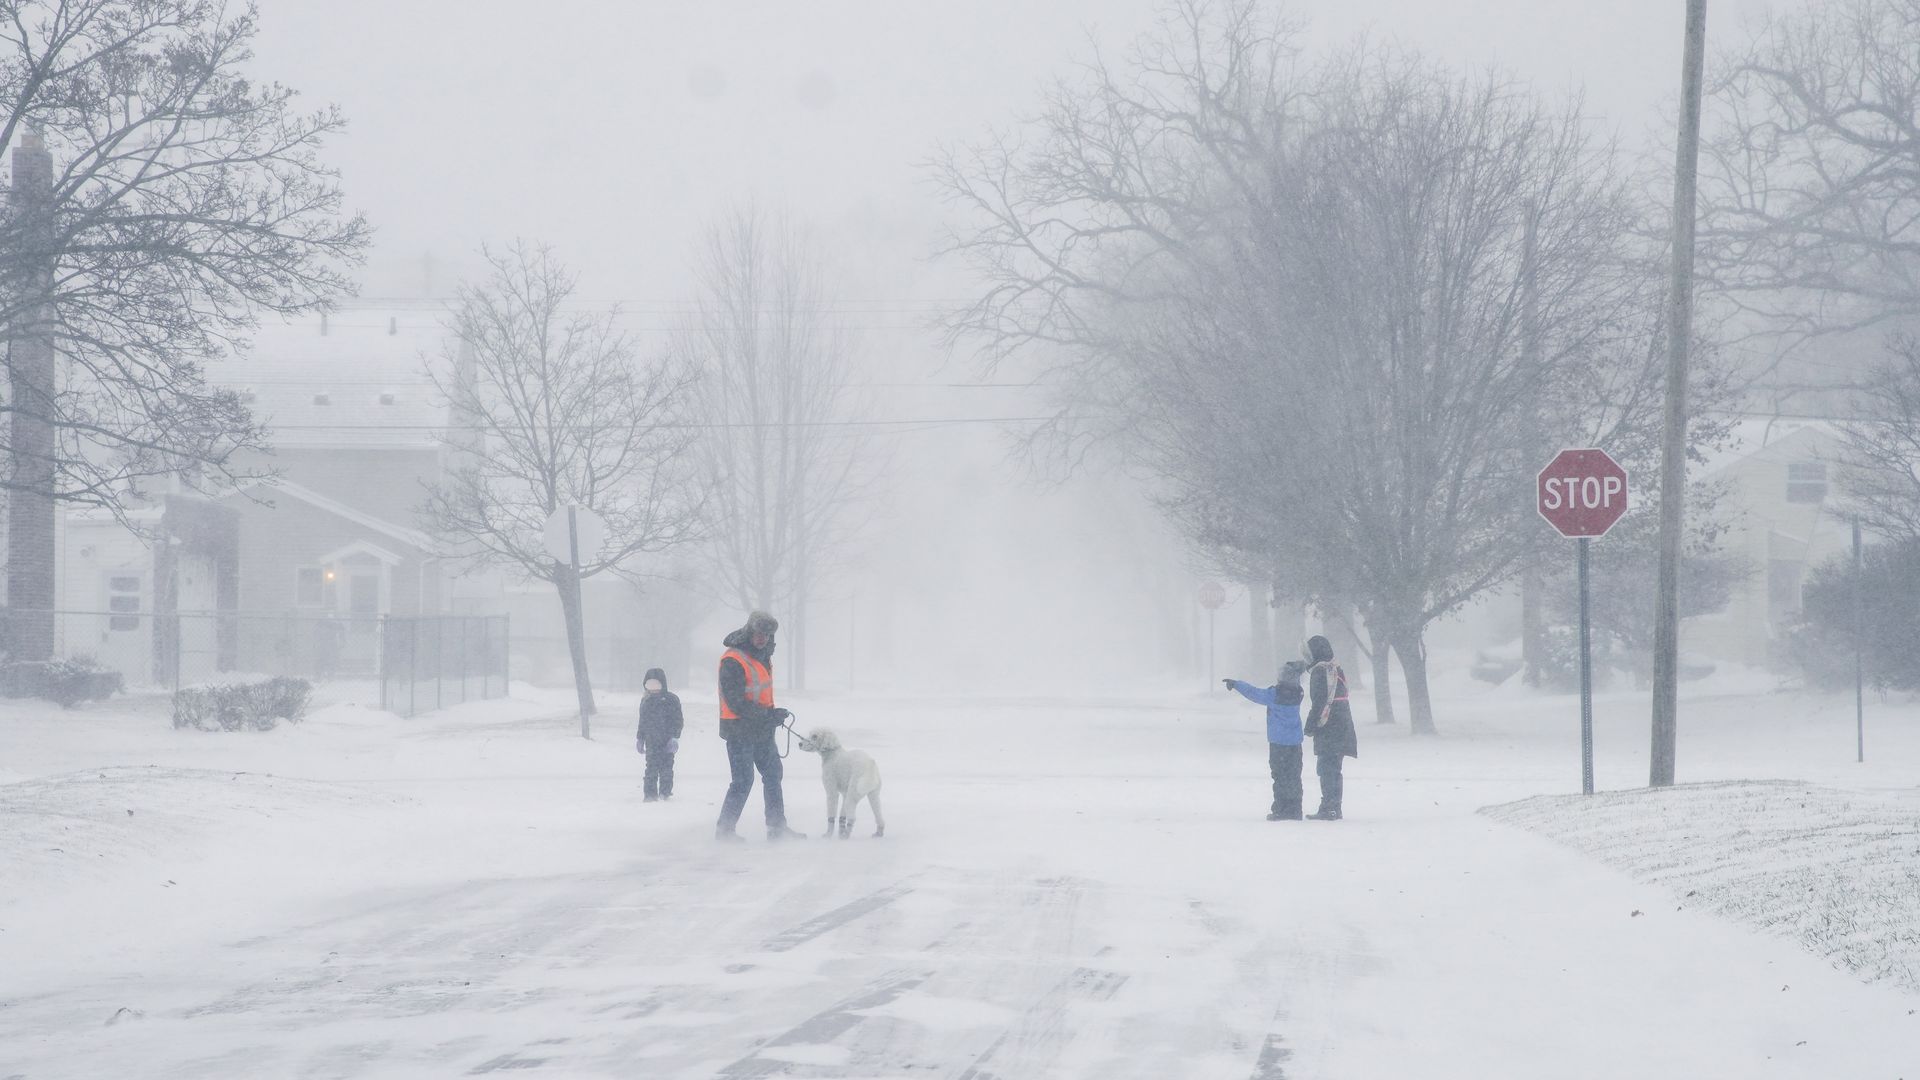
[[1483, 780, 1920, 993]]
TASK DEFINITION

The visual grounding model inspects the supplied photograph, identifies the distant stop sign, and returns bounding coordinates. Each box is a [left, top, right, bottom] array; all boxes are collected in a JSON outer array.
[[1198, 582, 1226, 610], [1537, 449, 1629, 538]]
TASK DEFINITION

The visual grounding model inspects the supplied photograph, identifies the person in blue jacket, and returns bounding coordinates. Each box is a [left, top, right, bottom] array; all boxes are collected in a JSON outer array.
[[1224, 660, 1308, 821]]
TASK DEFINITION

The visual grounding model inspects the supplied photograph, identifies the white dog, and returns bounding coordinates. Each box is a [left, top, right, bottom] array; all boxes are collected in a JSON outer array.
[[797, 727, 885, 839]]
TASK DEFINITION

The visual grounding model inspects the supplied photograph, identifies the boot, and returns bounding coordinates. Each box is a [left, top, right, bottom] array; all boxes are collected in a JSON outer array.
[[767, 824, 808, 841], [715, 827, 746, 843], [837, 817, 854, 840], [1306, 808, 1342, 821], [643, 794, 660, 803]]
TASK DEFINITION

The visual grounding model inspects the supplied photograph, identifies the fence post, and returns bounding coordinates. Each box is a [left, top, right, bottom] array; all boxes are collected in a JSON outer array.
[[460, 616, 470, 705], [408, 617, 417, 718], [435, 617, 444, 711], [503, 613, 511, 693], [378, 614, 389, 712]]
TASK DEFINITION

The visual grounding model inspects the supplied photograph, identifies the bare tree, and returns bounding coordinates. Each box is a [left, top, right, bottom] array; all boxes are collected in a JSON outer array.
[[1698, 0, 1920, 340], [677, 209, 876, 689], [933, 1, 1676, 732], [1835, 340, 1920, 543], [421, 243, 703, 719], [0, 0, 365, 655]]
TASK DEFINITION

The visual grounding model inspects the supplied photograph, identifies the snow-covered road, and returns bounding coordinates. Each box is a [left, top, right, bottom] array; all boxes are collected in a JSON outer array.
[[3, 685, 1916, 1077]]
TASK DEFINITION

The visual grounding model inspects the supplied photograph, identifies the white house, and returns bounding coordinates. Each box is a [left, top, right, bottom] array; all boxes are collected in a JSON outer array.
[[1684, 421, 1855, 669]]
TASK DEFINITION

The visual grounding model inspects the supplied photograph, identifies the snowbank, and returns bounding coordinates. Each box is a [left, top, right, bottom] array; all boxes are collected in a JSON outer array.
[[0, 766, 403, 894], [1484, 781, 1920, 993]]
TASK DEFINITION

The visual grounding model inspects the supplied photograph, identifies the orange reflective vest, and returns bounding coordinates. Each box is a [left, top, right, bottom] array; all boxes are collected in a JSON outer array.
[[718, 647, 775, 720]]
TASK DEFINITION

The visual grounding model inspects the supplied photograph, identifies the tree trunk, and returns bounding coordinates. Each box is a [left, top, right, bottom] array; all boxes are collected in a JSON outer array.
[[5, 134, 57, 661], [1274, 590, 1306, 663], [792, 528, 808, 692], [555, 563, 596, 731], [1366, 623, 1397, 726], [1521, 561, 1547, 687], [1247, 578, 1272, 678], [1328, 606, 1364, 689], [1394, 627, 1438, 735]]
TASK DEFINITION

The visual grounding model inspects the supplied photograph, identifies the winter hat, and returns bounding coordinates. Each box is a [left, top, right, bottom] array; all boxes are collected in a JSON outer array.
[[1304, 635, 1335, 663], [1278, 660, 1308, 685], [746, 611, 779, 636]]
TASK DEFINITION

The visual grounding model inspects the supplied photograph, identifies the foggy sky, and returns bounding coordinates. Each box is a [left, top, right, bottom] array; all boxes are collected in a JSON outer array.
[[244, 0, 1783, 690], [253, 0, 1777, 306]]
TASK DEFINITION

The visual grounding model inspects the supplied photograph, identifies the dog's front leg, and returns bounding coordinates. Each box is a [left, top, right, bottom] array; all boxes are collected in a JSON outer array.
[[821, 778, 840, 840], [868, 790, 885, 839], [839, 793, 858, 839]]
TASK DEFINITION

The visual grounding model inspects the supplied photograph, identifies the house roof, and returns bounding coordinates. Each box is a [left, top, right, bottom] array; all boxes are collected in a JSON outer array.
[[224, 478, 438, 554], [1698, 419, 1838, 479], [205, 301, 454, 450]]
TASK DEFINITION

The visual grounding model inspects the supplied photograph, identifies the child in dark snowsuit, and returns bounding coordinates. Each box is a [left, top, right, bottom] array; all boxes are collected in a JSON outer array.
[[1224, 660, 1308, 821], [637, 668, 684, 802]]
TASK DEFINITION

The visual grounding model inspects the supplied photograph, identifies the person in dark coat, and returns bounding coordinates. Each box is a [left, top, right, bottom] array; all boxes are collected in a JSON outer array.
[[637, 667, 684, 802], [1224, 660, 1308, 821], [714, 611, 805, 842], [1303, 635, 1358, 820]]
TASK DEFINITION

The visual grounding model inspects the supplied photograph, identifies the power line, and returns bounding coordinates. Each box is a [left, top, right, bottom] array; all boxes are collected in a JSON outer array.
[[257, 414, 1082, 433]]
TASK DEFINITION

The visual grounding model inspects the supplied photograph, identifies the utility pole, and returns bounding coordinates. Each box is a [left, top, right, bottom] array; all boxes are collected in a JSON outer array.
[[568, 507, 590, 739], [1650, 0, 1709, 789], [5, 132, 57, 661], [1853, 519, 1864, 764]]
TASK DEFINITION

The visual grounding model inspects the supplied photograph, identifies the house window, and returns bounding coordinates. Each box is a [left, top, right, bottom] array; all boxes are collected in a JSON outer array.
[[296, 566, 328, 607], [1786, 462, 1827, 504], [107, 574, 142, 631], [312, 392, 331, 406], [1768, 559, 1804, 619], [379, 392, 397, 406]]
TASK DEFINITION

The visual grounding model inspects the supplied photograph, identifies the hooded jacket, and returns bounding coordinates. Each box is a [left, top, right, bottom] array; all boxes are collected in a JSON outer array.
[[1226, 672, 1305, 746], [637, 667, 684, 754], [716, 627, 778, 740], [1304, 635, 1359, 759]]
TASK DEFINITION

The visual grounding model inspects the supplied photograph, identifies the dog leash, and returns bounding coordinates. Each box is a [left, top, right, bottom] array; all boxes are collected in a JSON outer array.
[[776, 711, 803, 759]]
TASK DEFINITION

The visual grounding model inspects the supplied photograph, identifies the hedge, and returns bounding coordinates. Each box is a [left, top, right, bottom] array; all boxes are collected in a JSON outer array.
[[0, 656, 124, 708], [172, 676, 313, 732]]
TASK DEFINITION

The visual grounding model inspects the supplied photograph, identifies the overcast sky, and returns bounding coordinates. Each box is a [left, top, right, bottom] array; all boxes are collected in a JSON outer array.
[[251, 0, 1779, 308]]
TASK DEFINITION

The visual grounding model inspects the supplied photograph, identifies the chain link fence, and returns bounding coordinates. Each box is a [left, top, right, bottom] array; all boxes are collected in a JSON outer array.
[[1, 609, 509, 717]]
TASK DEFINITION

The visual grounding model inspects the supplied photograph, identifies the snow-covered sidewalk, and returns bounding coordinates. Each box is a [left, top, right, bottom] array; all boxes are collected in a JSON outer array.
[[1, 681, 1916, 1077]]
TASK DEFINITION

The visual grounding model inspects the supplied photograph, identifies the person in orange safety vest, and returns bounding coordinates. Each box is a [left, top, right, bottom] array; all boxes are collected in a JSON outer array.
[[714, 611, 805, 842]]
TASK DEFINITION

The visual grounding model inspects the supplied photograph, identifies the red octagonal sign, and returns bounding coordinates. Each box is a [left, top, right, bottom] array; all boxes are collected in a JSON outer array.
[[1537, 448, 1629, 539]]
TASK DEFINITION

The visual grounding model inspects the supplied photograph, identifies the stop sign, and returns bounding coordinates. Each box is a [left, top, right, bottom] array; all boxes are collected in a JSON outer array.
[[1537, 449, 1629, 538], [1198, 581, 1226, 610]]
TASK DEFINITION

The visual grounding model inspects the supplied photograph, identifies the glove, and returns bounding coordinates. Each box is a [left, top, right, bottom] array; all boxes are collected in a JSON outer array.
[[770, 707, 791, 723], [667, 738, 679, 754], [1221, 679, 1236, 690], [636, 737, 646, 755]]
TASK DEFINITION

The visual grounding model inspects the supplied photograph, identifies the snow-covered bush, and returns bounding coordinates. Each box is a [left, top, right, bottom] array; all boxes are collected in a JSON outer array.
[[0, 656, 124, 708], [171, 676, 313, 731], [1789, 540, 1920, 692]]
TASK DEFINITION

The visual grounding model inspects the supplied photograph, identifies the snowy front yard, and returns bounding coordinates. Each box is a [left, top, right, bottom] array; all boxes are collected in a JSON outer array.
[[1, 680, 1916, 1077], [1486, 780, 1920, 993]]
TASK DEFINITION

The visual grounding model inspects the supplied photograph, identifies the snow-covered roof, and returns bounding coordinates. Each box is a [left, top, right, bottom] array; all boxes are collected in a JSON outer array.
[[225, 478, 438, 553], [205, 300, 454, 450], [1697, 418, 1838, 479]]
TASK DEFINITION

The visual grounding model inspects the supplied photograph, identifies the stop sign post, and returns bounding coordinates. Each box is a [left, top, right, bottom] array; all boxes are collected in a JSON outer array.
[[1537, 449, 1630, 795], [1199, 582, 1226, 693]]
